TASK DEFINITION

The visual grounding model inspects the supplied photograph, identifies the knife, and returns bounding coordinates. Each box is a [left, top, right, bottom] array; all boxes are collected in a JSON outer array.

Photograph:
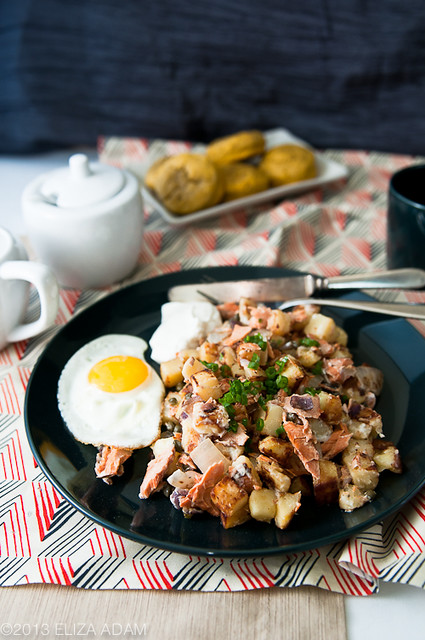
[[168, 268, 425, 303]]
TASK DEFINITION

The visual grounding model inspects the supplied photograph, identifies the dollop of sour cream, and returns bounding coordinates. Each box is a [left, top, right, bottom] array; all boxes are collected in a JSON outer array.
[[149, 301, 223, 363]]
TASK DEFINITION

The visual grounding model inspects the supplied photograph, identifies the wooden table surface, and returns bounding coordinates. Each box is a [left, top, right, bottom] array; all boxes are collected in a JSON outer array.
[[0, 584, 346, 639]]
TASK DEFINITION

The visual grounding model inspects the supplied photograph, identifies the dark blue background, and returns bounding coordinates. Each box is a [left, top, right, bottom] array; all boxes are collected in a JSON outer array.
[[1, 1, 425, 154]]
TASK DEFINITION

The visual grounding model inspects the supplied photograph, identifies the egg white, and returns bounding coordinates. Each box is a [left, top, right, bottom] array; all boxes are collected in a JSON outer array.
[[57, 334, 165, 449]]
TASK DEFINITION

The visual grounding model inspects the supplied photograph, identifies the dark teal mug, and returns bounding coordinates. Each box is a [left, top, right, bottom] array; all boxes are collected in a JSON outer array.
[[387, 164, 425, 269]]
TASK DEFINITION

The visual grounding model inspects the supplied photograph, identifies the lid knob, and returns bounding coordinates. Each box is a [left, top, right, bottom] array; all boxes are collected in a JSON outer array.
[[69, 154, 92, 180]]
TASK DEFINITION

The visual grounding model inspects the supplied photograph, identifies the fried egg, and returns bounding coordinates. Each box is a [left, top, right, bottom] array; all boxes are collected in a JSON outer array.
[[57, 335, 165, 449]]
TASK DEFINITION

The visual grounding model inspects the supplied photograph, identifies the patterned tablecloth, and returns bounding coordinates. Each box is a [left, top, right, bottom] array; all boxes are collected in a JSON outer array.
[[1, 135, 425, 596]]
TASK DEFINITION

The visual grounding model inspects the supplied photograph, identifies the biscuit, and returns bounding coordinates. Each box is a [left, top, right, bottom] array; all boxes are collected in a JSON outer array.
[[220, 163, 270, 201], [153, 153, 221, 215], [144, 156, 170, 191], [259, 144, 316, 186], [206, 130, 265, 166]]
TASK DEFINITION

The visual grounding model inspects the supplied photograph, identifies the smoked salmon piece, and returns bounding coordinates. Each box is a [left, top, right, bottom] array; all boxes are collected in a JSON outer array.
[[284, 421, 320, 479], [179, 460, 225, 516], [139, 443, 175, 499], [95, 446, 133, 484]]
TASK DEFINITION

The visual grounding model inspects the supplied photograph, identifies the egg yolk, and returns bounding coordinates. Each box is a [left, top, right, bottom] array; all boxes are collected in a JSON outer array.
[[88, 355, 149, 393]]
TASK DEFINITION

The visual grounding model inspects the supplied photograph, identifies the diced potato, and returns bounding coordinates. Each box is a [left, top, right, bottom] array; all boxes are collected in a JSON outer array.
[[198, 341, 219, 363], [160, 357, 184, 388], [296, 345, 321, 368], [278, 356, 305, 389], [211, 476, 251, 529], [346, 419, 373, 440], [339, 484, 375, 512], [318, 391, 343, 423], [249, 488, 276, 522], [177, 348, 200, 362], [304, 313, 336, 342], [333, 325, 348, 347], [219, 346, 237, 367], [373, 441, 402, 474], [260, 402, 284, 436], [181, 356, 207, 381], [258, 436, 293, 466], [191, 369, 222, 401], [256, 455, 291, 493], [275, 491, 302, 530], [342, 439, 379, 491], [313, 460, 339, 506], [267, 309, 291, 336]]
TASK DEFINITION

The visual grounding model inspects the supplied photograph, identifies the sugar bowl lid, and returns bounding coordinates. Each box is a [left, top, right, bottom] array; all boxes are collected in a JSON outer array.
[[39, 153, 125, 208]]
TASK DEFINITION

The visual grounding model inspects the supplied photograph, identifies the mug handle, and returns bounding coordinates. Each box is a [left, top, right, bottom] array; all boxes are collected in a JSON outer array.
[[0, 260, 59, 342]]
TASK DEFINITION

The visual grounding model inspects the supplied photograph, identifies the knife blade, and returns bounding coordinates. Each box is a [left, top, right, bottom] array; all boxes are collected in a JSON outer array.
[[168, 268, 425, 303]]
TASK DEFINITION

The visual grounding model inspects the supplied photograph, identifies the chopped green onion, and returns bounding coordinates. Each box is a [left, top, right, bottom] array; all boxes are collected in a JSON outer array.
[[256, 418, 265, 431], [220, 364, 231, 377], [276, 425, 286, 436], [200, 360, 219, 371], [299, 337, 320, 347], [276, 357, 288, 372], [311, 360, 323, 375], [276, 374, 289, 391], [304, 387, 320, 396], [244, 333, 267, 350], [228, 420, 239, 433], [248, 352, 261, 369]]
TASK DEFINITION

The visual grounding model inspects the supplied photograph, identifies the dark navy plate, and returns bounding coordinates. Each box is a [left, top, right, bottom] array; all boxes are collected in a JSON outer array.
[[24, 266, 425, 556]]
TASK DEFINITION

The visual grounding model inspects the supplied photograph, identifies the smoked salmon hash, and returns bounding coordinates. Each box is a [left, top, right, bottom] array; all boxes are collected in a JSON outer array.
[[90, 298, 402, 531]]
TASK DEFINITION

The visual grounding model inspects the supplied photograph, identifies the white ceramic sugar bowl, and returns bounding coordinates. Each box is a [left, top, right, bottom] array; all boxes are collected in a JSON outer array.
[[22, 154, 144, 289]]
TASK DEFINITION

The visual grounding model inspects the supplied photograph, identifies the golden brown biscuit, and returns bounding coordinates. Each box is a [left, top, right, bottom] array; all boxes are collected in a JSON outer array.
[[144, 156, 170, 191], [153, 152, 220, 215], [220, 163, 270, 201], [259, 144, 316, 186], [206, 130, 265, 166]]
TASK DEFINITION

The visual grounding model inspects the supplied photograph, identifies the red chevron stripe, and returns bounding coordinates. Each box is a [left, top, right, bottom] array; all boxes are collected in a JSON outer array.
[[397, 518, 424, 553], [146, 560, 166, 589], [251, 561, 274, 587], [60, 558, 73, 585], [1, 452, 6, 480], [163, 560, 174, 582], [260, 560, 275, 580], [229, 562, 250, 589], [13, 340, 28, 361], [37, 558, 47, 583], [326, 560, 362, 596], [243, 561, 267, 588], [0, 514, 10, 555], [222, 579, 231, 591], [0, 350, 12, 366], [320, 575, 332, 591], [94, 529, 104, 555], [60, 289, 81, 316], [17, 367, 31, 390], [103, 529, 113, 556], [1, 374, 21, 414], [155, 561, 172, 589], [138, 561, 157, 589], [143, 231, 163, 257], [132, 561, 147, 588]]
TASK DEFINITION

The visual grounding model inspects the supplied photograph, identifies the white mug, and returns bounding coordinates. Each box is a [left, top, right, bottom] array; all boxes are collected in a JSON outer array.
[[0, 227, 59, 351]]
